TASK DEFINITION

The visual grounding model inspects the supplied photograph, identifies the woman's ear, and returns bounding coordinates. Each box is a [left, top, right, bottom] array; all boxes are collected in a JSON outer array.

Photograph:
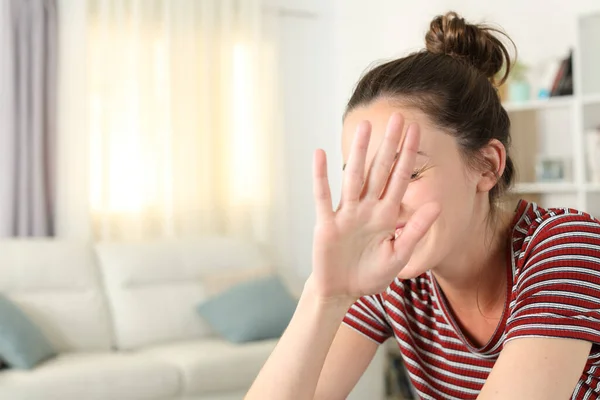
[[477, 139, 506, 193]]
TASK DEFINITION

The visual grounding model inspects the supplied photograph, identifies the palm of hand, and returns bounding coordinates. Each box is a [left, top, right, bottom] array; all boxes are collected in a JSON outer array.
[[311, 113, 440, 301]]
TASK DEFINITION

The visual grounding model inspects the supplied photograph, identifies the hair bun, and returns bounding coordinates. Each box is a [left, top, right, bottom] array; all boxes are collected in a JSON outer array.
[[425, 11, 512, 85]]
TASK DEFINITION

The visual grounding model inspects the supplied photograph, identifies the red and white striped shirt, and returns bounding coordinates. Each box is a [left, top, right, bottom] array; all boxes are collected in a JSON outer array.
[[343, 200, 600, 399]]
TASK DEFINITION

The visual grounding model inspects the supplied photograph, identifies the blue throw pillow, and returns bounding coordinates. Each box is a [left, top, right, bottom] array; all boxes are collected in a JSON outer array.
[[0, 294, 55, 369], [197, 275, 297, 343]]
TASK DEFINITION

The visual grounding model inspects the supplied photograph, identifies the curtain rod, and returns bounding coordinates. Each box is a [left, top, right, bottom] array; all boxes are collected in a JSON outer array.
[[262, 5, 319, 19]]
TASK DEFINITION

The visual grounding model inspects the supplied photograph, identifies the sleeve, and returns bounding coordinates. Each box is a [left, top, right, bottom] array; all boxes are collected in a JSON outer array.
[[342, 293, 393, 344], [505, 213, 600, 345]]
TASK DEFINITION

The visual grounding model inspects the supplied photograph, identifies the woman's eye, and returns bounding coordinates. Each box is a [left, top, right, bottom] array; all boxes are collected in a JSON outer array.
[[343, 163, 423, 179]]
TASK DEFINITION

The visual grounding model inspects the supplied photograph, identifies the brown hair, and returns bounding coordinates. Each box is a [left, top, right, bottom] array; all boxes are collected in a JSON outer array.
[[345, 11, 516, 204]]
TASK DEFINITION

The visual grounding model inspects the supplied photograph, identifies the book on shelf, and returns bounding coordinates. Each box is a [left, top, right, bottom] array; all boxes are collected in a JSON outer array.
[[550, 50, 573, 97], [539, 59, 563, 97]]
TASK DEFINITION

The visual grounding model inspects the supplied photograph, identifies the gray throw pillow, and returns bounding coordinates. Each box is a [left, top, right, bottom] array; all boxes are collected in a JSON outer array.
[[197, 275, 297, 343], [0, 294, 55, 369]]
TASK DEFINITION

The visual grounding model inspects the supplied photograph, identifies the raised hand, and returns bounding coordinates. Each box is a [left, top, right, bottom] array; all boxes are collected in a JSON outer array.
[[310, 113, 440, 301]]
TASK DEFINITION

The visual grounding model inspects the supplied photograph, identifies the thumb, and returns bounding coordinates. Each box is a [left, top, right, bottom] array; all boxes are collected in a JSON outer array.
[[388, 202, 441, 273]]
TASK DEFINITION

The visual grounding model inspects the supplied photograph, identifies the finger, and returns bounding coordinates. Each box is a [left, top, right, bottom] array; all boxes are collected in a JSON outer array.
[[365, 113, 405, 199], [341, 121, 371, 205], [313, 149, 334, 223], [381, 123, 420, 205], [392, 202, 441, 266]]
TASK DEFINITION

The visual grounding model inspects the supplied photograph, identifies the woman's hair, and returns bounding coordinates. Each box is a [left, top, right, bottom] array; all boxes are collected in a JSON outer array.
[[345, 11, 516, 204]]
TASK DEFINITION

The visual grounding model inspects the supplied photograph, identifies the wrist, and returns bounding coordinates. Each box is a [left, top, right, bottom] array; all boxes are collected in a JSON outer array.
[[302, 274, 357, 311]]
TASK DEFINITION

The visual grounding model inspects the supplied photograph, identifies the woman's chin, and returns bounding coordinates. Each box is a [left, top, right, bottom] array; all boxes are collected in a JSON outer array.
[[396, 262, 429, 280]]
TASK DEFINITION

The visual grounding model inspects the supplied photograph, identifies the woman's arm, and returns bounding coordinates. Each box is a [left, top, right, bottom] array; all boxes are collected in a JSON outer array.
[[314, 322, 380, 399], [246, 275, 380, 400], [245, 277, 355, 400], [477, 337, 590, 400]]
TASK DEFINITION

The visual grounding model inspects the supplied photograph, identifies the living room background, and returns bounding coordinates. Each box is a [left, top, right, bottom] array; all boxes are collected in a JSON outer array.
[[1, 1, 600, 399]]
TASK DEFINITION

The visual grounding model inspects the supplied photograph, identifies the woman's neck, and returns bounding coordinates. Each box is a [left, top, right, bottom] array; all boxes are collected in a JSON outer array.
[[431, 205, 514, 317]]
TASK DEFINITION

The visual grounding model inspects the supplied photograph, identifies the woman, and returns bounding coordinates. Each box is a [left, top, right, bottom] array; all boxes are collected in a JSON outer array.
[[247, 11, 600, 400]]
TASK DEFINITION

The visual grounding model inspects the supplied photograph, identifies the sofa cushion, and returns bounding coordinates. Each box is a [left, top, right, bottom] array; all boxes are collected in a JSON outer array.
[[0, 240, 113, 352], [95, 237, 272, 350], [197, 276, 296, 343], [141, 338, 277, 395], [0, 352, 180, 400], [0, 294, 55, 369]]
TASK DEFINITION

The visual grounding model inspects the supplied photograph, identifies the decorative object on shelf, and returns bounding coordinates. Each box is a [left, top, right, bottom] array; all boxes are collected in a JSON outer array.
[[535, 156, 571, 182], [586, 127, 600, 183], [535, 57, 564, 99], [507, 61, 530, 102], [550, 49, 573, 97]]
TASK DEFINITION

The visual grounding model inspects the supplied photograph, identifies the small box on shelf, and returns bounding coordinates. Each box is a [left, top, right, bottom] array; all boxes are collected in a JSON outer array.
[[535, 155, 572, 183]]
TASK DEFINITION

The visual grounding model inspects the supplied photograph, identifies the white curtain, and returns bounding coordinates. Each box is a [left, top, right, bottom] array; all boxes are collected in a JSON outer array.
[[56, 0, 286, 245]]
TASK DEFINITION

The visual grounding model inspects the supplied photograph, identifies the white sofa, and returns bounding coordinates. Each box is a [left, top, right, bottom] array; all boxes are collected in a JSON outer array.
[[0, 237, 385, 400]]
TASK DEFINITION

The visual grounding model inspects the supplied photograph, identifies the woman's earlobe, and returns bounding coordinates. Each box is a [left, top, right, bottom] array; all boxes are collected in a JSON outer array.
[[476, 170, 500, 192]]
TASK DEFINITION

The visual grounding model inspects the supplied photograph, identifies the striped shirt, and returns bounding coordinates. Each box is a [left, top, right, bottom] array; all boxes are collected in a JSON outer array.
[[343, 200, 600, 399]]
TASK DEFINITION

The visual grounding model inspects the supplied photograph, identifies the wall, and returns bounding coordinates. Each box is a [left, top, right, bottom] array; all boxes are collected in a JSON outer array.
[[332, 0, 446, 117], [270, 0, 338, 279]]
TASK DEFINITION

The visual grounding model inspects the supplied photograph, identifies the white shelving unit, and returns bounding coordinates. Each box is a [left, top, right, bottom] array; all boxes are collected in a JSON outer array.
[[513, 182, 578, 193], [503, 96, 575, 113], [503, 11, 600, 217], [583, 93, 600, 105]]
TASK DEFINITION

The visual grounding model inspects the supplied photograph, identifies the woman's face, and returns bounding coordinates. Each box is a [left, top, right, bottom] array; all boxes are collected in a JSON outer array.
[[341, 98, 484, 279]]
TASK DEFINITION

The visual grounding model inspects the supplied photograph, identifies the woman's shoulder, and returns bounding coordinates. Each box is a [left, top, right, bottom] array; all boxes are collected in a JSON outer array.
[[505, 200, 600, 346], [510, 199, 600, 283], [511, 199, 600, 248]]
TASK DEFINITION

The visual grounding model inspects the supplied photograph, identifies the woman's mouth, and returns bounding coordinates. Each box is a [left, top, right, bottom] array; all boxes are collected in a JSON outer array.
[[394, 223, 405, 239]]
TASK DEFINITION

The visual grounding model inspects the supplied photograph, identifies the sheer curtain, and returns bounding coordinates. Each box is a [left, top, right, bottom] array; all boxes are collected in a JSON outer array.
[[56, 0, 286, 246]]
